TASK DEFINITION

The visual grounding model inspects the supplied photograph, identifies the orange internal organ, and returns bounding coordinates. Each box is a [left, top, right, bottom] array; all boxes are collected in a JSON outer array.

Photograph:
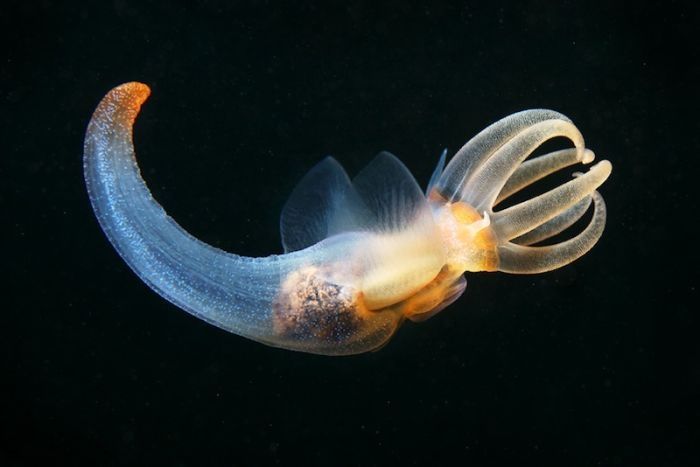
[[436, 199, 499, 273], [382, 266, 463, 321]]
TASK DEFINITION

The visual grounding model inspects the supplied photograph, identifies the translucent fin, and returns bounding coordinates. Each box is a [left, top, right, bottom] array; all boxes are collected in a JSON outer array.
[[426, 148, 447, 195], [281, 151, 436, 251], [352, 151, 433, 233], [280, 157, 369, 252]]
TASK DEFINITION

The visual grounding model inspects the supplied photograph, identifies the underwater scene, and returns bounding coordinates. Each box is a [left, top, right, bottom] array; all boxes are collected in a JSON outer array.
[[5, 1, 697, 465]]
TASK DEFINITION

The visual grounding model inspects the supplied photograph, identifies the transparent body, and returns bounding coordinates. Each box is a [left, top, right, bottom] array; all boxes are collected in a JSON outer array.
[[84, 82, 612, 355]]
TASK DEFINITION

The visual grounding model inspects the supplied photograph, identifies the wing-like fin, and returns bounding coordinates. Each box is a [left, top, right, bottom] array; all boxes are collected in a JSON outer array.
[[280, 157, 369, 252], [352, 151, 433, 233], [426, 148, 447, 195]]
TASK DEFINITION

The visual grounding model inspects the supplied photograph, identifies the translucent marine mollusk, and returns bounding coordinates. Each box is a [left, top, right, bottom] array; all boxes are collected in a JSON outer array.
[[84, 82, 612, 355]]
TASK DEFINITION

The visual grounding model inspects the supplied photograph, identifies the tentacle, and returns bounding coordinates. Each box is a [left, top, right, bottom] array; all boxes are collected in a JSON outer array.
[[464, 119, 586, 213], [495, 148, 595, 206], [497, 191, 607, 274], [512, 195, 591, 246], [491, 160, 611, 241], [436, 109, 570, 202]]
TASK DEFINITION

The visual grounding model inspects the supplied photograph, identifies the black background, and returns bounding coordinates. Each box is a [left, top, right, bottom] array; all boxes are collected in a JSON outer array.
[[3, 1, 698, 466]]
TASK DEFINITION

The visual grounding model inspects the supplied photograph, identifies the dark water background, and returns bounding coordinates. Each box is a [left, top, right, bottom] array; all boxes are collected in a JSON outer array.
[[4, 1, 698, 465]]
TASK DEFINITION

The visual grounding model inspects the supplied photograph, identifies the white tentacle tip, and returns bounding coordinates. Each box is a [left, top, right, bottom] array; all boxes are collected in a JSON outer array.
[[591, 160, 613, 178], [582, 149, 595, 164], [573, 159, 612, 179]]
